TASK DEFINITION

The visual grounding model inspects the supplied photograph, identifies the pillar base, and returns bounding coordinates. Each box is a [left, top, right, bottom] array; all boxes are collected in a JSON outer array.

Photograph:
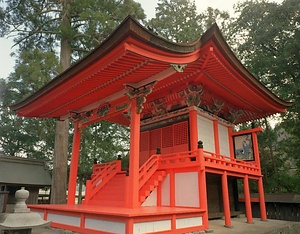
[[204, 229, 214, 233], [246, 221, 255, 224], [260, 219, 268, 222], [224, 225, 233, 228]]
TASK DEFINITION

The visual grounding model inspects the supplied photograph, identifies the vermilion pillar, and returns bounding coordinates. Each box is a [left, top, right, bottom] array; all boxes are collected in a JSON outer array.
[[213, 120, 220, 154], [243, 175, 253, 223], [198, 148, 209, 229], [222, 171, 232, 227], [189, 109, 198, 151], [258, 177, 267, 221], [228, 126, 234, 158], [252, 132, 262, 170], [128, 97, 141, 209], [125, 82, 156, 209], [67, 121, 81, 205]]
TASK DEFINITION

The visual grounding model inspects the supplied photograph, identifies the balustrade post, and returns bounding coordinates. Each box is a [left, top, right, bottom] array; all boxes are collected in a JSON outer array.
[[189, 109, 198, 151], [197, 141, 208, 229]]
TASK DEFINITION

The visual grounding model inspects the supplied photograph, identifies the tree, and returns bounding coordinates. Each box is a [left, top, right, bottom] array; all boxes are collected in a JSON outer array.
[[230, 0, 300, 192], [147, 0, 230, 43], [0, 0, 145, 204], [0, 49, 59, 160]]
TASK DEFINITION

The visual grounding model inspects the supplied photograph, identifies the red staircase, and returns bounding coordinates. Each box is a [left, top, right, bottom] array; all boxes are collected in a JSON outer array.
[[84, 155, 168, 207], [87, 172, 127, 207], [139, 170, 166, 204]]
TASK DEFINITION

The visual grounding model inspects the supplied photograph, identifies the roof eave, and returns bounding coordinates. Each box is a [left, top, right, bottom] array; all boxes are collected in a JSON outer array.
[[10, 16, 201, 112]]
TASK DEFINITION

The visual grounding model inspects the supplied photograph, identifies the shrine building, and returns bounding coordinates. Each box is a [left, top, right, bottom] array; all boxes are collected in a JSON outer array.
[[11, 16, 291, 234]]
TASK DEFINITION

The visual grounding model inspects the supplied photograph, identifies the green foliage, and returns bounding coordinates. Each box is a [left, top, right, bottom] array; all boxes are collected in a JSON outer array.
[[0, 0, 144, 194], [230, 0, 299, 104], [147, 0, 230, 43], [230, 0, 300, 192], [0, 49, 58, 160], [0, 0, 146, 58], [148, 0, 202, 42], [79, 121, 129, 178]]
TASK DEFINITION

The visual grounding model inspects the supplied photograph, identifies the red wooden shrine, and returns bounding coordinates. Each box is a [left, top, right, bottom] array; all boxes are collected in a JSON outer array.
[[11, 16, 291, 234]]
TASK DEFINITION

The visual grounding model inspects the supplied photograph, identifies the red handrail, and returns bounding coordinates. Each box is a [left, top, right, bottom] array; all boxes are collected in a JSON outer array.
[[85, 160, 121, 202], [203, 150, 260, 174], [139, 154, 159, 189], [139, 150, 199, 190], [159, 150, 199, 169]]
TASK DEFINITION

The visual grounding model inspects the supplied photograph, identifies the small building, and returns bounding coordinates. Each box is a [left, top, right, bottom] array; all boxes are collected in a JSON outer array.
[[0, 155, 52, 209], [10, 16, 291, 233]]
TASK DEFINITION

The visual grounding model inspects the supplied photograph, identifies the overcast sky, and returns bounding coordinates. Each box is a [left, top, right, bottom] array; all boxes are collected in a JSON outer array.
[[0, 0, 283, 79]]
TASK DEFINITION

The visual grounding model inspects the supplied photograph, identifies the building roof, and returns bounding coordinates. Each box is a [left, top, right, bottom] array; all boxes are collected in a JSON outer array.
[[0, 156, 52, 186], [10, 16, 292, 125]]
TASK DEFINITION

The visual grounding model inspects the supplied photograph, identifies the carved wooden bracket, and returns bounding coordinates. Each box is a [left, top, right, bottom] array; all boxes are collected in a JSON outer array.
[[125, 81, 157, 114], [180, 83, 204, 107]]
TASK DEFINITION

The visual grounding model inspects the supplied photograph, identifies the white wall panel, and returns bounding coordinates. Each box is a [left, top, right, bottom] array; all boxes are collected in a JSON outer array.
[[85, 218, 125, 234], [133, 220, 171, 234], [176, 216, 202, 229], [161, 174, 170, 206], [197, 115, 215, 152], [142, 187, 157, 206], [218, 124, 230, 156], [175, 172, 199, 207], [47, 213, 80, 226]]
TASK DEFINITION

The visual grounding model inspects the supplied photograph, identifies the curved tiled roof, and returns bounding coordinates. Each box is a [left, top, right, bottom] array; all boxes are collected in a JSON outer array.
[[10, 16, 292, 124]]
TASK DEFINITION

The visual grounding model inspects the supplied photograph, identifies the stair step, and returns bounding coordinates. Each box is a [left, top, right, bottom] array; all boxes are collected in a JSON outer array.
[[139, 170, 167, 204]]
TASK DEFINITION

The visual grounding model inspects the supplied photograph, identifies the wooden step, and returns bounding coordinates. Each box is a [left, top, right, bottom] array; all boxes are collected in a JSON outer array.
[[139, 170, 166, 203], [89, 172, 126, 207]]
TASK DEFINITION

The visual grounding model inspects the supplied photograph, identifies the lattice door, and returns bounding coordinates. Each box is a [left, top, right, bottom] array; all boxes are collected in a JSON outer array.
[[139, 121, 189, 166]]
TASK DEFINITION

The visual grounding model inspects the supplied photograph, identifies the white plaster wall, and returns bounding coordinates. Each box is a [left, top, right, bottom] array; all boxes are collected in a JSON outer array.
[[47, 213, 80, 226], [133, 220, 171, 234], [142, 187, 157, 206], [175, 172, 199, 207], [218, 123, 230, 156], [85, 218, 125, 234], [176, 216, 202, 229], [197, 115, 215, 152], [161, 174, 170, 206]]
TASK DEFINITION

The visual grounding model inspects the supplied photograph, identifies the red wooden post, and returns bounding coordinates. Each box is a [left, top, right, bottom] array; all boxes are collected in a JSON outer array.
[[258, 177, 267, 221], [128, 97, 141, 209], [67, 121, 81, 205], [243, 175, 253, 223], [222, 171, 232, 227], [170, 169, 175, 207], [228, 126, 234, 158], [189, 109, 198, 151], [198, 148, 209, 229], [213, 120, 220, 154], [252, 132, 262, 172]]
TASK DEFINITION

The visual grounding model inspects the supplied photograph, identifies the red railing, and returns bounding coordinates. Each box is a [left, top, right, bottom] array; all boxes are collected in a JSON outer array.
[[139, 155, 160, 189], [139, 150, 199, 190], [84, 160, 121, 203], [159, 150, 199, 169], [203, 150, 260, 174], [138, 149, 260, 187], [85, 149, 260, 204]]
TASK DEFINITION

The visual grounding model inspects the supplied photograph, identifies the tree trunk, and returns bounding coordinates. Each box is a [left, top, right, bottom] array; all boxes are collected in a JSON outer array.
[[78, 174, 83, 204], [50, 0, 72, 204], [51, 120, 69, 204]]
